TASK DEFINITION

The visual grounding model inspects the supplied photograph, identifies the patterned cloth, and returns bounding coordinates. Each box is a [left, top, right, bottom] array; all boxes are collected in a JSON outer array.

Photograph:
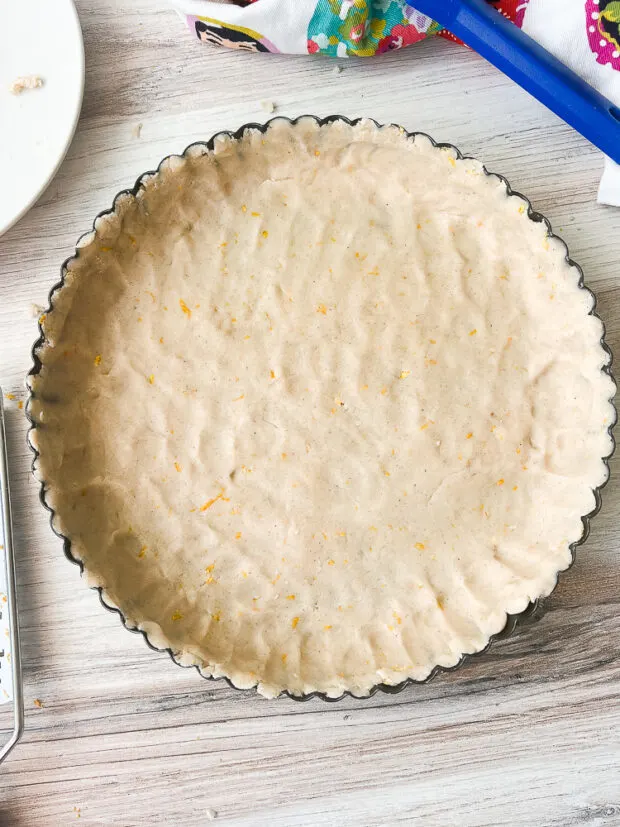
[[178, 0, 523, 57], [171, 0, 620, 204]]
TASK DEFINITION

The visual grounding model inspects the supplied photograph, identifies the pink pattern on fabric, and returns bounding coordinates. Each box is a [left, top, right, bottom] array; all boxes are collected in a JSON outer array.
[[585, 0, 620, 70], [515, 0, 532, 28], [376, 21, 428, 53]]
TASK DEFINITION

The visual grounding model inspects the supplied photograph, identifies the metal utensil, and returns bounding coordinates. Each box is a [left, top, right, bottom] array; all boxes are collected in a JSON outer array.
[[410, 0, 620, 164], [0, 391, 24, 763]]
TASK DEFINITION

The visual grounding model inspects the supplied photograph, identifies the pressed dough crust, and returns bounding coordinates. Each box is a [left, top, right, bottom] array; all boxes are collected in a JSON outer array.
[[30, 118, 614, 697]]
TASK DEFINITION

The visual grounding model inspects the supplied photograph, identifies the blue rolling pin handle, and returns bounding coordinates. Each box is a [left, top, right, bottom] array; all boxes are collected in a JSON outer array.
[[410, 0, 620, 165]]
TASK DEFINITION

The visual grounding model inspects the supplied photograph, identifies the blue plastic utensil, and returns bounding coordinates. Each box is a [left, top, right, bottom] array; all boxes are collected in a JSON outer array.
[[409, 0, 620, 164]]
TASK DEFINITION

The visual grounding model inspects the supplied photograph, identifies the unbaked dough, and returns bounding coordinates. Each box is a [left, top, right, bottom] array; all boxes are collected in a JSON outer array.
[[29, 118, 615, 697]]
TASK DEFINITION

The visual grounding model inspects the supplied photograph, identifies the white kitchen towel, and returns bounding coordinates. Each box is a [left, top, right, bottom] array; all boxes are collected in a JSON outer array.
[[169, 0, 620, 205], [521, 0, 620, 206]]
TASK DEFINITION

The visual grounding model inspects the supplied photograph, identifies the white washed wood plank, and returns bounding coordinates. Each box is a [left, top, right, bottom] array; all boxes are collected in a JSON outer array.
[[0, 1, 618, 824]]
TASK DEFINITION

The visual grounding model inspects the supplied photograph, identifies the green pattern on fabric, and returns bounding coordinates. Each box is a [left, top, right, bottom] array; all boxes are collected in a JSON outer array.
[[307, 0, 441, 57]]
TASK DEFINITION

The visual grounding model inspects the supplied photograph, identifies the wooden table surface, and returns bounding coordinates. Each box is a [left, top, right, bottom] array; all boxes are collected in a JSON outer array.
[[1, 2, 619, 825]]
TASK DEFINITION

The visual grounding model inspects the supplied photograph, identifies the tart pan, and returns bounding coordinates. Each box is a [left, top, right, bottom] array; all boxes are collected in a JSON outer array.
[[26, 116, 617, 701]]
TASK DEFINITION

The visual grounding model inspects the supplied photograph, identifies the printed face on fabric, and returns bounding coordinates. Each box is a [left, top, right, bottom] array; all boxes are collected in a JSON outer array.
[[194, 18, 275, 53]]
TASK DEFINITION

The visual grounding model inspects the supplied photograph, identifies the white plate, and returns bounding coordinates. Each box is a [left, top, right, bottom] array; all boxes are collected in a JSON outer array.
[[0, 0, 84, 236]]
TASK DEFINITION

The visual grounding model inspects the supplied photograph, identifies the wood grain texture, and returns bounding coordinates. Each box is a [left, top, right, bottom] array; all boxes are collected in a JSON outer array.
[[0, 2, 619, 825]]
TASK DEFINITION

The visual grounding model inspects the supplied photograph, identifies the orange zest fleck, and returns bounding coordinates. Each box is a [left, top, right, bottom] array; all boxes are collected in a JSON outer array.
[[415, 542, 425, 551], [497, 478, 505, 486], [200, 490, 228, 512], [291, 616, 299, 629], [93, 355, 102, 367], [235, 531, 242, 540], [179, 299, 192, 318], [147, 374, 155, 385], [174, 462, 182, 473], [317, 304, 327, 315], [286, 594, 296, 600], [469, 329, 477, 336], [171, 611, 183, 622]]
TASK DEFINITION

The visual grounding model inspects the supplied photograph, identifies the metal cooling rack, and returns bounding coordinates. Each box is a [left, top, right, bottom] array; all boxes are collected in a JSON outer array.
[[0, 390, 23, 762]]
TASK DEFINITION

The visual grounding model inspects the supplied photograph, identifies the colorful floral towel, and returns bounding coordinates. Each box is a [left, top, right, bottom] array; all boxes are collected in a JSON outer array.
[[170, 0, 620, 205]]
